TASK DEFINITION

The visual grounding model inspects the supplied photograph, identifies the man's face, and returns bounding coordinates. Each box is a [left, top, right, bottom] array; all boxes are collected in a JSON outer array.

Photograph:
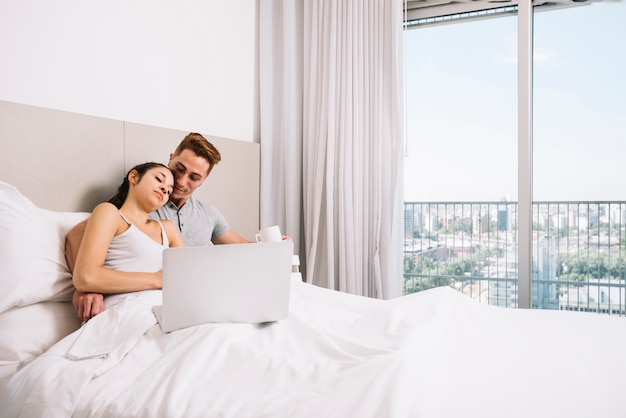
[[167, 149, 210, 207]]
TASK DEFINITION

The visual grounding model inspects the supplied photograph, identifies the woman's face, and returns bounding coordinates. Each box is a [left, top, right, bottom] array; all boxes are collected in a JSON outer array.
[[136, 166, 174, 209]]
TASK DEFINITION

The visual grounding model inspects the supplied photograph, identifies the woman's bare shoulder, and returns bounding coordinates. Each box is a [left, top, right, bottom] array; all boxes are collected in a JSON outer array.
[[86, 203, 123, 230], [90, 202, 119, 217]]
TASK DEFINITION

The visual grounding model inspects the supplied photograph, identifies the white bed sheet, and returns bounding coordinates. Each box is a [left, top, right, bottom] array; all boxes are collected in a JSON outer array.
[[2, 275, 626, 418]]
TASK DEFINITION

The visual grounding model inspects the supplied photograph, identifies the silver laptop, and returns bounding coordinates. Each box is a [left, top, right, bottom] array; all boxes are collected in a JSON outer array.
[[153, 240, 294, 332]]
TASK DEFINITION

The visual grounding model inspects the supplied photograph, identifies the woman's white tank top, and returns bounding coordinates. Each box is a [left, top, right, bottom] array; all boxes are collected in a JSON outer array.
[[103, 213, 168, 273]]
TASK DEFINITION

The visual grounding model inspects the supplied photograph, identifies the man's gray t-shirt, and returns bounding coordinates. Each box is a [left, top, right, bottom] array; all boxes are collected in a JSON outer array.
[[149, 196, 229, 246]]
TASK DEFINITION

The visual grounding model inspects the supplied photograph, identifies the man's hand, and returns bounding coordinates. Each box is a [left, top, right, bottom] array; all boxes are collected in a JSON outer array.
[[73, 290, 105, 322]]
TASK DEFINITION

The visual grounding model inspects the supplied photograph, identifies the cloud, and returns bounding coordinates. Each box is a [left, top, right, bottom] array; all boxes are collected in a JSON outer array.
[[534, 47, 560, 67]]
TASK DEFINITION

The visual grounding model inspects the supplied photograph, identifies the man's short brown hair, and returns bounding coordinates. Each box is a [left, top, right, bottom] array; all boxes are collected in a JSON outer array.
[[174, 132, 222, 175]]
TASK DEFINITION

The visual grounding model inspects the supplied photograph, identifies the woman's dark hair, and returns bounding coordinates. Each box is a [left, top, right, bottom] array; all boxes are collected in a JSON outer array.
[[108, 162, 171, 209]]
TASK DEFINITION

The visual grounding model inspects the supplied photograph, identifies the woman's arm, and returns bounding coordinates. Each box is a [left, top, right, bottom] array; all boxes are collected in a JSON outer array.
[[72, 203, 161, 293], [66, 219, 106, 321]]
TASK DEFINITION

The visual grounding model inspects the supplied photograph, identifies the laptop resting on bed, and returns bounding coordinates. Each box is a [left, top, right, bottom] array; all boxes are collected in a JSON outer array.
[[153, 240, 294, 332]]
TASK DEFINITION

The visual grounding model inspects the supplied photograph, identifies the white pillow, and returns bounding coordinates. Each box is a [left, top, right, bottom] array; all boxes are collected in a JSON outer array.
[[0, 301, 82, 366], [0, 181, 90, 313]]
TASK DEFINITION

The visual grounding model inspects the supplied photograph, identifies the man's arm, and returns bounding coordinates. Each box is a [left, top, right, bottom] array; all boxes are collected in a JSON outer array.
[[212, 229, 292, 245], [65, 219, 86, 274], [65, 219, 105, 322], [212, 229, 251, 244]]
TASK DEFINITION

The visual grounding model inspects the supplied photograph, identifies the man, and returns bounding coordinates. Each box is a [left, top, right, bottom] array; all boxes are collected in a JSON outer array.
[[150, 132, 250, 246], [67, 132, 251, 322]]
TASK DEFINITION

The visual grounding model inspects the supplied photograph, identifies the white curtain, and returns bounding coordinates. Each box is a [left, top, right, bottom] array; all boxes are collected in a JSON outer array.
[[259, 0, 404, 299]]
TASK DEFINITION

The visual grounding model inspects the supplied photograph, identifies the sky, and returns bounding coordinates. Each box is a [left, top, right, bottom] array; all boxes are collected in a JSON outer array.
[[403, 1, 626, 203]]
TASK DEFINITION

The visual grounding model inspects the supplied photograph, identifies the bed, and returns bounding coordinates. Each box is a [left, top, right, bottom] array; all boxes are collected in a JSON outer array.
[[2, 103, 626, 418]]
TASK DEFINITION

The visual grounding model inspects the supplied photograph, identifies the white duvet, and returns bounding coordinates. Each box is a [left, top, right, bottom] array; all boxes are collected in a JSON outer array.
[[2, 276, 626, 418]]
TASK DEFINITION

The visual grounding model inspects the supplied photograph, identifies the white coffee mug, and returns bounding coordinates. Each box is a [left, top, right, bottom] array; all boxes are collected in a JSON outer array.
[[255, 225, 282, 243]]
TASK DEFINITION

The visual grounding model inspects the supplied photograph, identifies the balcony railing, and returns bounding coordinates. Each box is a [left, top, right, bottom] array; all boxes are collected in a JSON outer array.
[[404, 201, 626, 316]]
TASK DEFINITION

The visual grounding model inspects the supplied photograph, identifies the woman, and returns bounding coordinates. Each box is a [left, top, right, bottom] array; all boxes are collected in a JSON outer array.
[[72, 162, 183, 306]]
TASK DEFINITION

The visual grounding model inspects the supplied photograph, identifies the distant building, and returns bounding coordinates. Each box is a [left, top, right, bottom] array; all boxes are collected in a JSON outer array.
[[404, 206, 414, 238], [534, 237, 558, 310], [559, 280, 626, 315], [497, 197, 509, 232]]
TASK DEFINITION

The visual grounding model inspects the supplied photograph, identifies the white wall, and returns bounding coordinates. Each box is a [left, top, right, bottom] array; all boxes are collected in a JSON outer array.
[[0, 0, 256, 142]]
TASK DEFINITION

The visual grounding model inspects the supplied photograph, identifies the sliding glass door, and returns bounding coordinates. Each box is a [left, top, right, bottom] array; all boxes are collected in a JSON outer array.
[[404, 1, 626, 315], [533, 1, 626, 314], [404, 15, 518, 305]]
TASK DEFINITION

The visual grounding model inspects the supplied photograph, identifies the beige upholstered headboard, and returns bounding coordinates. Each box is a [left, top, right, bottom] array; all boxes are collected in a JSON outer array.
[[0, 100, 260, 240]]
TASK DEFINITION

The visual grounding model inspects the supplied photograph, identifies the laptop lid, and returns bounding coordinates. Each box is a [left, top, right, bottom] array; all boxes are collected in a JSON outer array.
[[154, 240, 294, 332]]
